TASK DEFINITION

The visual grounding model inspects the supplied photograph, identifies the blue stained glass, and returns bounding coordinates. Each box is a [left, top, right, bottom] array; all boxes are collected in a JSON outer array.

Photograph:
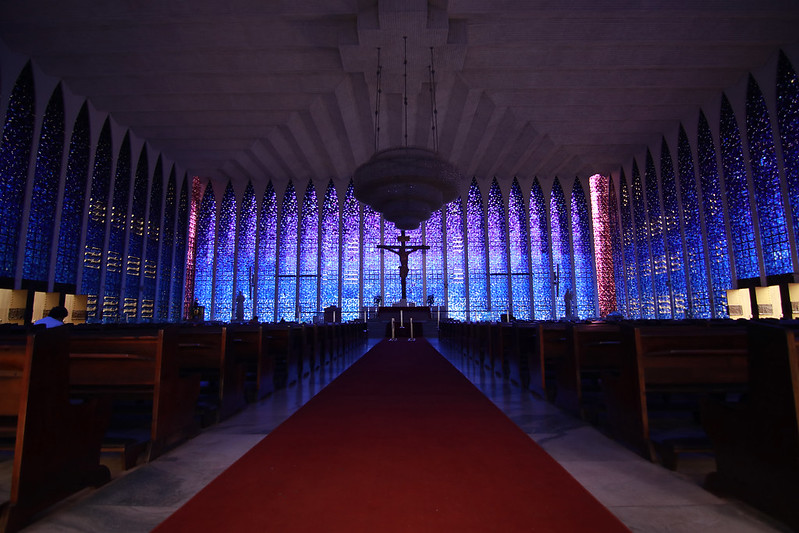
[[720, 94, 759, 280], [257, 182, 277, 322], [746, 74, 792, 276], [341, 181, 360, 321], [571, 178, 596, 319], [645, 150, 671, 319], [529, 178, 552, 319], [660, 139, 688, 318], [277, 182, 298, 321], [298, 181, 319, 322], [236, 182, 257, 321], [172, 175, 189, 320], [509, 179, 531, 320], [184, 177, 203, 319], [777, 51, 799, 253], [362, 204, 381, 309], [698, 111, 731, 318], [0, 62, 35, 279], [632, 161, 655, 319], [82, 118, 112, 322], [384, 221, 424, 305], [550, 178, 572, 319], [320, 180, 340, 312], [446, 198, 467, 320], [678, 125, 711, 318], [102, 133, 131, 322], [425, 208, 445, 312], [24, 83, 64, 282], [141, 157, 163, 320], [123, 147, 148, 320], [156, 168, 176, 321], [56, 103, 90, 287], [467, 179, 489, 321], [620, 170, 640, 318], [214, 182, 236, 321], [487, 179, 510, 320], [607, 177, 626, 316], [194, 183, 216, 313]]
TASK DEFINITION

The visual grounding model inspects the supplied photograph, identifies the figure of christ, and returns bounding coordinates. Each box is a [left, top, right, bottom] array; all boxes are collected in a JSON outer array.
[[376, 231, 430, 302]]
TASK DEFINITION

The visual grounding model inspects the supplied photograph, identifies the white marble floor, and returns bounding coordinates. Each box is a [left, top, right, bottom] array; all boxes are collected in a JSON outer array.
[[3, 336, 793, 532]]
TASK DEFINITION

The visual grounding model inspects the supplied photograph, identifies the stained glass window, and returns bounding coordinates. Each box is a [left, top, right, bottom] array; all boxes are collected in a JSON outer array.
[[467, 179, 489, 321], [620, 170, 640, 318], [341, 181, 360, 320], [214, 182, 236, 321], [156, 168, 176, 321], [383, 222, 424, 305], [123, 147, 149, 320], [257, 182, 278, 322], [277, 181, 298, 321], [194, 183, 216, 314], [645, 150, 671, 319], [678, 125, 711, 318], [320, 180, 340, 311], [487, 179, 510, 320], [746, 74, 792, 276], [589, 174, 617, 317], [720, 94, 759, 280], [184, 177, 203, 319], [508, 178, 531, 320], [529, 178, 552, 319], [298, 181, 319, 322], [550, 179, 572, 318], [236, 182, 257, 321], [446, 198, 467, 320], [82, 118, 112, 322], [56, 103, 90, 288], [571, 178, 596, 318], [362, 204, 381, 309], [632, 161, 655, 319], [102, 132, 131, 322], [141, 157, 163, 321], [606, 177, 625, 317], [698, 111, 731, 318], [777, 51, 799, 250], [172, 175, 189, 320], [0, 62, 34, 279], [660, 139, 687, 318], [24, 83, 64, 283], [425, 208, 445, 312]]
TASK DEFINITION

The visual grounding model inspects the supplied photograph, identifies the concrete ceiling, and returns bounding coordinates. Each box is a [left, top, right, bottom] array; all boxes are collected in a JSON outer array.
[[1, 0, 798, 194]]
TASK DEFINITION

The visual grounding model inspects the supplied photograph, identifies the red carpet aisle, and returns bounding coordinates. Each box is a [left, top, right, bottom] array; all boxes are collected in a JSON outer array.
[[154, 339, 629, 532]]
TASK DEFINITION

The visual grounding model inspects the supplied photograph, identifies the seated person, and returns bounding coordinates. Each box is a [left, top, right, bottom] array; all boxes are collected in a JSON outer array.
[[34, 305, 69, 328]]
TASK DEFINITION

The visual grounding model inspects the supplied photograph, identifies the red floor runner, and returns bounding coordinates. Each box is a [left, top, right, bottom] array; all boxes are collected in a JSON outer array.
[[154, 339, 629, 532]]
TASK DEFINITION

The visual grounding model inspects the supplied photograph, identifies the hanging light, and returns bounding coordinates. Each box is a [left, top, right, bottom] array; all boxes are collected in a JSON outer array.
[[354, 38, 461, 231]]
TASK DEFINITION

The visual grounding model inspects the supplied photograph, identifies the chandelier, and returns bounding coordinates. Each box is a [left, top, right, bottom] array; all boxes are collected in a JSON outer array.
[[354, 39, 461, 231]]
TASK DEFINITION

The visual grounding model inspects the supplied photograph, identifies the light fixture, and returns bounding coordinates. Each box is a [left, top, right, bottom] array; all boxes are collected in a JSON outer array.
[[354, 38, 461, 231]]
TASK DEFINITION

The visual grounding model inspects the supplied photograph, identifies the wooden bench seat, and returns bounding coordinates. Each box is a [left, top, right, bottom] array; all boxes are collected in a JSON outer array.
[[226, 324, 275, 402], [1, 327, 109, 533], [528, 322, 568, 402]]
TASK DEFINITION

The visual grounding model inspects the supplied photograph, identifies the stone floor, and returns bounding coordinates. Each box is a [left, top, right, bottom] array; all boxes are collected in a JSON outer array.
[[1, 336, 792, 532]]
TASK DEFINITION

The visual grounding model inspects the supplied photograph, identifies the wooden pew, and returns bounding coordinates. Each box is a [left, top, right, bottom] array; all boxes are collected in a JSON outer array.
[[528, 322, 569, 402], [702, 321, 799, 531], [601, 323, 748, 466], [555, 323, 622, 420], [69, 327, 201, 464], [177, 325, 247, 423], [265, 325, 298, 389], [226, 325, 275, 402], [512, 322, 538, 389], [0, 327, 109, 533]]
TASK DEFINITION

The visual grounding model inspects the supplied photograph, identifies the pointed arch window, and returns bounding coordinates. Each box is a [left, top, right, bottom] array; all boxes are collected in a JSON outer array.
[[488, 179, 510, 318], [529, 178, 552, 319], [645, 151, 670, 318], [467, 180, 488, 320], [425, 208, 445, 310], [446, 198, 467, 320], [257, 182, 277, 322], [509, 179, 531, 320], [172, 176, 190, 320], [660, 139, 687, 318], [123, 147, 149, 320], [213, 182, 236, 321], [632, 161, 655, 319], [320, 181, 340, 311], [362, 204, 381, 308], [194, 182, 216, 313], [777, 51, 799, 248], [235, 182, 257, 321], [141, 157, 163, 320], [102, 132, 131, 322], [299, 182, 319, 321], [277, 182, 298, 321], [157, 169, 177, 321], [341, 181, 360, 320], [619, 170, 639, 318], [571, 178, 596, 318], [550, 178, 571, 319]]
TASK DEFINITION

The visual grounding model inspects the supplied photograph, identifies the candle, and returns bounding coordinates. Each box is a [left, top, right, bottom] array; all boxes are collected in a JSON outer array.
[[400, 309, 404, 327], [391, 318, 395, 340], [410, 318, 414, 339], [437, 305, 440, 329]]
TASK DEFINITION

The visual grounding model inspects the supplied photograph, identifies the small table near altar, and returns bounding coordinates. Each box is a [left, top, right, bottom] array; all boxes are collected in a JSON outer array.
[[376, 306, 431, 323]]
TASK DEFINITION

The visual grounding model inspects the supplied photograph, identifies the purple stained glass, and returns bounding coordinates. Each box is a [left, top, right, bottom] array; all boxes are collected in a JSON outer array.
[[529, 178, 552, 319], [446, 198, 467, 320], [298, 181, 319, 322], [660, 139, 688, 318], [571, 178, 596, 318], [257, 182, 278, 322], [632, 160, 655, 319], [236, 182, 257, 321], [194, 182, 216, 314], [425, 207, 445, 312], [172, 175, 189, 320], [320, 180, 340, 311], [645, 150, 671, 319], [362, 204, 381, 309], [509, 178, 531, 320], [487, 178, 509, 320], [341, 181, 360, 321], [277, 181, 298, 321], [157, 168, 176, 321], [214, 182, 236, 321], [550, 178, 572, 319], [467, 179, 489, 321]]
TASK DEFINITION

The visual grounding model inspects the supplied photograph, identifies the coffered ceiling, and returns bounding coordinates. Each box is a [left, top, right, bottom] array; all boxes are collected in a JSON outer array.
[[1, 0, 798, 194]]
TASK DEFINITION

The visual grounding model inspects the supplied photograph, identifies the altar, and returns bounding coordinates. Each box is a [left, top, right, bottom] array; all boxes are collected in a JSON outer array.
[[376, 306, 431, 323]]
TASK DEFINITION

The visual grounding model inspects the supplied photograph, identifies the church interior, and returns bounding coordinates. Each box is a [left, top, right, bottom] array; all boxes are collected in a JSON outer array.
[[2, 1, 799, 531]]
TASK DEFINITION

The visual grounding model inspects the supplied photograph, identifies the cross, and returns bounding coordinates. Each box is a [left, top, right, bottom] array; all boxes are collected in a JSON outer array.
[[377, 230, 429, 302]]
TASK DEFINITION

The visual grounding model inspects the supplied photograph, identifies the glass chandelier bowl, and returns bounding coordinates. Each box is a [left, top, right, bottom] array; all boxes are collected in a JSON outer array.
[[353, 146, 461, 230]]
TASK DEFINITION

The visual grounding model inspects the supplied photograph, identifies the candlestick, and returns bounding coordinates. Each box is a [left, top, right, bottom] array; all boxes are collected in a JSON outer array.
[[391, 318, 395, 340], [400, 309, 404, 327], [437, 305, 440, 329], [410, 318, 414, 340]]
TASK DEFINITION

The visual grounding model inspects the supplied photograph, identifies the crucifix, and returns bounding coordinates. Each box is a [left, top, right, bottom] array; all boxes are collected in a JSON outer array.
[[377, 230, 429, 302]]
